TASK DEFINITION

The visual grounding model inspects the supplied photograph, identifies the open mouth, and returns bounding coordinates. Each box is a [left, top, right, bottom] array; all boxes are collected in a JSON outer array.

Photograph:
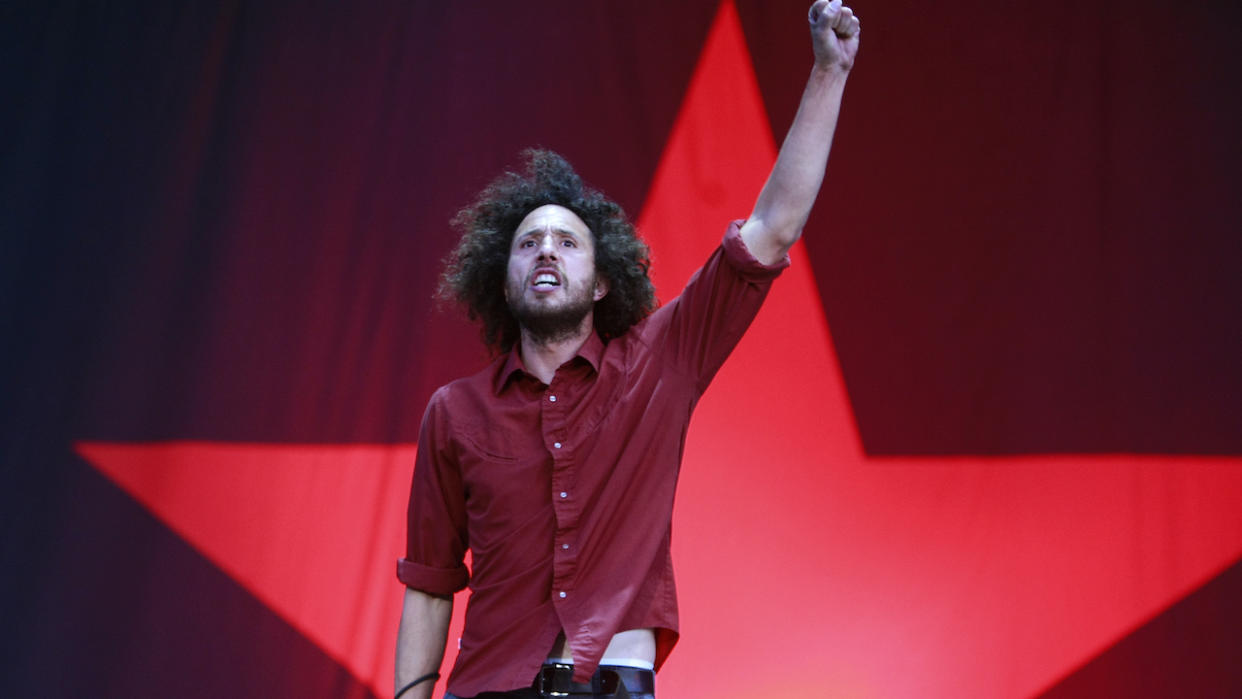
[[531, 270, 562, 289]]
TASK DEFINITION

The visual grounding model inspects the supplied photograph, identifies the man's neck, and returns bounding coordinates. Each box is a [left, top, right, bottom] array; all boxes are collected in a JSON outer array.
[[518, 320, 594, 385]]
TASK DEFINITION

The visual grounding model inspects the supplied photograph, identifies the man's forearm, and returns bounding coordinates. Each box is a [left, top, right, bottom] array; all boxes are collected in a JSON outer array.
[[741, 0, 859, 265], [395, 587, 453, 699], [746, 66, 849, 257]]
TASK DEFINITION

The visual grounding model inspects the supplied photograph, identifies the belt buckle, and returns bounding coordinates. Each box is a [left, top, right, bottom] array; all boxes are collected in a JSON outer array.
[[596, 669, 621, 695], [537, 663, 574, 697]]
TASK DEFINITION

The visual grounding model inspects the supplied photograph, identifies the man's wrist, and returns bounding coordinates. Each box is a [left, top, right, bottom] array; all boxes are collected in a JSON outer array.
[[811, 60, 852, 80], [395, 672, 440, 699]]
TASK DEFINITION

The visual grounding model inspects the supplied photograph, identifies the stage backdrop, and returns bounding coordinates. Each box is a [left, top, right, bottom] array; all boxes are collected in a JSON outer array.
[[3, 1, 1241, 697]]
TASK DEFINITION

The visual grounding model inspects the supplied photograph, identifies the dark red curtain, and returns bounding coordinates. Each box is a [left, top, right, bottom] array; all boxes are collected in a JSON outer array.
[[3, 1, 1240, 697]]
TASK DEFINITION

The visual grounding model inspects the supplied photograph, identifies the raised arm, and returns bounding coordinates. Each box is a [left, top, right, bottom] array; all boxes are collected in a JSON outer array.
[[740, 0, 861, 265]]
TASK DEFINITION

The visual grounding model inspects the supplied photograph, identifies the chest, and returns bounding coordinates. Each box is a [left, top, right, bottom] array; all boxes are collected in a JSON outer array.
[[449, 354, 696, 522]]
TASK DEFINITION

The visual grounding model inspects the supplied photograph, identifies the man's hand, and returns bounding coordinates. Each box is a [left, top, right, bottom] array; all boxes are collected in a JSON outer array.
[[809, 0, 861, 72]]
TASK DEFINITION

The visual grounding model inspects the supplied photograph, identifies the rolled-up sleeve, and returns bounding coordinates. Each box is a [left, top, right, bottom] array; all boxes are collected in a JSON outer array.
[[396, 558, 468, 594], [651, 220, 789, 390], [721, 219, 790, 281], [397, 386, 470, 596]]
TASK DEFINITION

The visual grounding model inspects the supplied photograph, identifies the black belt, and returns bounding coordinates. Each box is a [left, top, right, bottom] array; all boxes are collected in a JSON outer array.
[[533, 663, 654, 697]]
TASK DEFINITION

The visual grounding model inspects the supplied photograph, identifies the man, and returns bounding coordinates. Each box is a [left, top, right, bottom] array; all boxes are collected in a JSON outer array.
[[396, 2, 860, 697]]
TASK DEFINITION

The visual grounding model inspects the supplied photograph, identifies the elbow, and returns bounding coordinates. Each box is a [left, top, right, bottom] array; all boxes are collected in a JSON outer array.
[[749, 210, 806, 248], [740, 217, 802, 265], [761, 220, 804, 254], [771, 225, 803, 251]]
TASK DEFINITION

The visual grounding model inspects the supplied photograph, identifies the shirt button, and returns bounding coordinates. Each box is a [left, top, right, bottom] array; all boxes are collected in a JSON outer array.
[[553, 442, 562, 449], [559, 591, 567, 598], [549, 395, 557, 402], [560, 491, 568, 498], [562, 543, 570, 550]]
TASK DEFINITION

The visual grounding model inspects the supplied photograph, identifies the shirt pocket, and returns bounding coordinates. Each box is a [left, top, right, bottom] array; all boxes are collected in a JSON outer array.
[[456, 422, 552, 546]]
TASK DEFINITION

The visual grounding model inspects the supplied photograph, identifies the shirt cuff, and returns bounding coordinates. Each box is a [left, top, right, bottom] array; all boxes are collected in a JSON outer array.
[[722, 219, 791, 282], [397, 557, 469, 595]]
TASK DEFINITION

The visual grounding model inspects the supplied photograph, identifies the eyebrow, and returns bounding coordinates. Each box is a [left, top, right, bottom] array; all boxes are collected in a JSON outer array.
[[514, 227, 588, 241]]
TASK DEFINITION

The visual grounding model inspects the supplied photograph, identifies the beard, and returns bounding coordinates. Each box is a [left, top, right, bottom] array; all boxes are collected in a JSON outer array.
[[507, 278, 597, 346]]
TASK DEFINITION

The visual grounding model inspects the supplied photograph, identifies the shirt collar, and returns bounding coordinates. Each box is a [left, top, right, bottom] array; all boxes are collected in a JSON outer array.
[[493, 331, 605, 395]]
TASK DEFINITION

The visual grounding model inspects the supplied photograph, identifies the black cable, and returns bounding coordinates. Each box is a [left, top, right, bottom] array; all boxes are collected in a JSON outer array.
[[394, 672, 440, 699]]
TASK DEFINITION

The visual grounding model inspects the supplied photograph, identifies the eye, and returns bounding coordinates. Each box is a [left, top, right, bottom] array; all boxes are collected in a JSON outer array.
[[520, 239, 536, 248], [561, 239, 576, 248]]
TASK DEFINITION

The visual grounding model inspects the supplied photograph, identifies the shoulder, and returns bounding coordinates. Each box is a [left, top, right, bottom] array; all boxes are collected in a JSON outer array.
[[425, 355, 508, 416]]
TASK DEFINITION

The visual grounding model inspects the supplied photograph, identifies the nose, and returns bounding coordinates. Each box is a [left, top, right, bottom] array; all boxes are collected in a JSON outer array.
[[536, 233, 558, 258]]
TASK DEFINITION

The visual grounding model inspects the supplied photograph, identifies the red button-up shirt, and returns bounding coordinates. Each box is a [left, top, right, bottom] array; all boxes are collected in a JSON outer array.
[[399, 221, 788, 696]]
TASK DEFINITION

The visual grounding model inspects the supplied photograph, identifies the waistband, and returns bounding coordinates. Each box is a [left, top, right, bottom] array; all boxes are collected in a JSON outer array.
[[534, 662, 655, 697]]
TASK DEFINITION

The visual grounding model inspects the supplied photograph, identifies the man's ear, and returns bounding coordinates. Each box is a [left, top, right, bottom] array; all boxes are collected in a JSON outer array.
[[593, 276, 610, 302]]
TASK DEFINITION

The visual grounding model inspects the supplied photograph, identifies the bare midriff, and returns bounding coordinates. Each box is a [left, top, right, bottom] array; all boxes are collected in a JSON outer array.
[[546, 628, 656, 667]]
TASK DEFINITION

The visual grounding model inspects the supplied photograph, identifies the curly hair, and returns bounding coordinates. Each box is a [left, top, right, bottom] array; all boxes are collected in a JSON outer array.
[[438, 149, 656, 353]]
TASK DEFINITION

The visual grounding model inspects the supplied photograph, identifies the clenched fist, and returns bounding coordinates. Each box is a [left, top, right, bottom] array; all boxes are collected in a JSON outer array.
[[809, 0, 861, 72]]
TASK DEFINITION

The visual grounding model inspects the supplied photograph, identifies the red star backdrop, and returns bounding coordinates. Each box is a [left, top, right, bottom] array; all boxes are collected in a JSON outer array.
[[3, 1, 1241, 698]]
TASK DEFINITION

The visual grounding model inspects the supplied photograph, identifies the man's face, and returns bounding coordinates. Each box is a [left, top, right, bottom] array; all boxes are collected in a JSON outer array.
[[505, 204, 609, 344]]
